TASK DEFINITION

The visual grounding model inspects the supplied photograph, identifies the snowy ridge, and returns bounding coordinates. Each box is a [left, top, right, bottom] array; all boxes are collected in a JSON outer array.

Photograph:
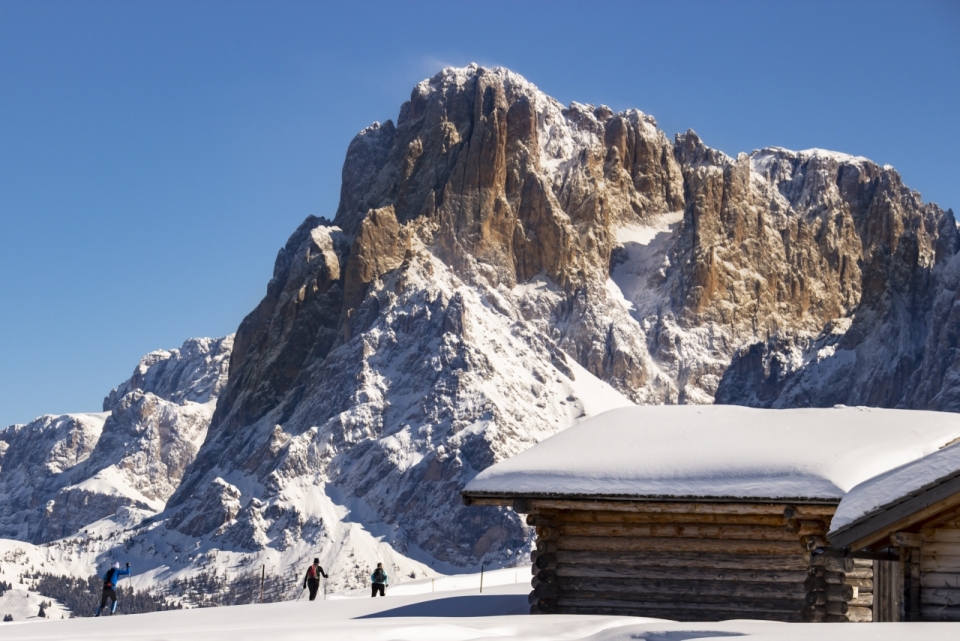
[[0, 336, 233, 544]]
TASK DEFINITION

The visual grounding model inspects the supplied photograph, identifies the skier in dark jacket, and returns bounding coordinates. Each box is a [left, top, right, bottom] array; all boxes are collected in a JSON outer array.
[[370, 562, 388, 597], [302, 558, 328, 601], [95, 561, 130, 616]]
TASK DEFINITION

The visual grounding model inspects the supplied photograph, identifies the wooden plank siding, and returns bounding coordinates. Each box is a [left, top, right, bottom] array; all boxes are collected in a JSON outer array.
[[920, 523, 960, 621], [524, 503, 865, 622]]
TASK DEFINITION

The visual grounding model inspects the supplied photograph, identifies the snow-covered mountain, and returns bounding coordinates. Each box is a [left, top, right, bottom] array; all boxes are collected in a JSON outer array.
[[159, 65, 957, 573], [0, 337, 232, 543], [2, 65, 957, 598]]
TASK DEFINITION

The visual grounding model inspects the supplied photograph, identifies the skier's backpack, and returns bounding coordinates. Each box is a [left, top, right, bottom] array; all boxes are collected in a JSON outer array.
[[103, 568, 116, 588], [373, 568, 386, 583], [307, 565, 317, 579]]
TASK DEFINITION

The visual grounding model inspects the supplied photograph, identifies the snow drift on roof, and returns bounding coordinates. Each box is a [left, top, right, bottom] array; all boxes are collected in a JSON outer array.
[[464, 405, 960, 501], [830, 440, 960, 534]]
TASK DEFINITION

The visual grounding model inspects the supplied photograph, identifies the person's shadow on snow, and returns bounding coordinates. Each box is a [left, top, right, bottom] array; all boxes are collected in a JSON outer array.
[[357, 594, 529, 618]]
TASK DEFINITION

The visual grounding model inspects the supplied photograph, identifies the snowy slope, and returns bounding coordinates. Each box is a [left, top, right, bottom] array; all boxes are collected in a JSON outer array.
[[466, 405, 960, 499], [1, 579, 959, 640], [0, 336, 232, 543]]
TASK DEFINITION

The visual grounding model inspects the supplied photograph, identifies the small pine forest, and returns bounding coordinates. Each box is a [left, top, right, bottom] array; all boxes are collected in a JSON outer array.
[[31, 573, 177, 617], [4, 567, 295, 619]]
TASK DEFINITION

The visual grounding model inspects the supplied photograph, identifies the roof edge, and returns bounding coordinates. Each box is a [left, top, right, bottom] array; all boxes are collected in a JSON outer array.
[[461, 489, 841, 506], [829, 469, 960, 550]]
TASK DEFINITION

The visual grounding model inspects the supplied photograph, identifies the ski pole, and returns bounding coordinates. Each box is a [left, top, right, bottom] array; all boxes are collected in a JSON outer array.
[[296, 586, 306, 602]]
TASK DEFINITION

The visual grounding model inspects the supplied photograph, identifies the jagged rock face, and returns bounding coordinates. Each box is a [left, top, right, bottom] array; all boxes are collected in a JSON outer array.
[[160, 64, 957, 573], [713, 149, 959, 409], [0, 336, 232, 543]]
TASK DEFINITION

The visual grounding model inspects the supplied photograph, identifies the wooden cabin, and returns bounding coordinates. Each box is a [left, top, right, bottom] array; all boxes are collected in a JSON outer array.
[[828, 440, 960, 621], [462, 405, 960, 622]]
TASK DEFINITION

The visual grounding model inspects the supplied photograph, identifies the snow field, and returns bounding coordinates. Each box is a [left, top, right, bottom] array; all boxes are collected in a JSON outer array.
[[1, 579, 958, 640]]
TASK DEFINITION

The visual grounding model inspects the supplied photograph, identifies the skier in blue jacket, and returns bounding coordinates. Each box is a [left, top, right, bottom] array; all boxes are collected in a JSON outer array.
[[94, 561, 130, 616]]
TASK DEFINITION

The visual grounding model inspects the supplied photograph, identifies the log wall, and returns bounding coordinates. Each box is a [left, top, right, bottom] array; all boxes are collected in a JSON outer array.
[[919, 520, 960, 621], [524, 502, 864, 622]]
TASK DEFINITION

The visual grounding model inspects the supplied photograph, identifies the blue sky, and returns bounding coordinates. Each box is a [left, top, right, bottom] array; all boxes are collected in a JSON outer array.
[[1, 0, 958, 427]]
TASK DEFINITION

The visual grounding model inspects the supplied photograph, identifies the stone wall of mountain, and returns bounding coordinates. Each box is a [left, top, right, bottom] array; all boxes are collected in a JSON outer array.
[[0, 336, 232, 543], [155, 65, 958, 570]]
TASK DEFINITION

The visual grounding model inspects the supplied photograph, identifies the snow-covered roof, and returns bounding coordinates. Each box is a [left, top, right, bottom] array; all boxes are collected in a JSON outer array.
[[463, 405, 960, 502], [829, 439, 960, 535]]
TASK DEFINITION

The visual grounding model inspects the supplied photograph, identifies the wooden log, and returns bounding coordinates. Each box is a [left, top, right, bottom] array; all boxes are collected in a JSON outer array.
[[536, 569, 557, 583], [920, 572, 960, 588], [825, 601, 848, 615], [846, 606, 872, 622], [785, 505, 837, 518], [803, 605, 826, 622], [810, 557, 855, 572], [798, 522, 828, 537], [533, 583, 559, 599], [785, 519, 800, 534], [525, 514, 542, 526], [553, 511, 790, 526], [557, 523, 806, 541], [806, 591, 826, 606], [555, 563, 808, 584], [556, 523, 797, 541], [463, 497, 510, 507], [536, 526, 559, 541], [552, 550, 810, 570], [528, 500, 796, 515], [536, 540, 557, 554], [824, 615, 848, 623], [534, 553, 556, 570], [890, 531, 923, 547], [825, 584, 855, 602], [845, 577, 873, 591], [530, 550, 539, 565], [920, 588, 960, 606], [921, 528, 960, 543], [801, 535, 829, 551], [919, 605, 960, 621], [845, 567, 874, 579], [851, 558, 873, 568], [822, 571, 845, 585], [804, 576, 826, 591], [849, 593, 873, 607], [557, 536, 805, 555], [807, 565, 825, 577], [555, 577, 807, 600], [554, 595, 804, 615], [921, 554, 960, 572], [921, 542, 960, 556]]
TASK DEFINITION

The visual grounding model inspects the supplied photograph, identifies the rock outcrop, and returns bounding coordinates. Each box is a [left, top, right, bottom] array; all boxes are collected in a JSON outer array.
[[156, 65, 957, 578], [0, 336, 232, 543]]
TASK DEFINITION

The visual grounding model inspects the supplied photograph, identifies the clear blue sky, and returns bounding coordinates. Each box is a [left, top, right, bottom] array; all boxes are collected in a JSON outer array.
[[1, 1, 958, 427]]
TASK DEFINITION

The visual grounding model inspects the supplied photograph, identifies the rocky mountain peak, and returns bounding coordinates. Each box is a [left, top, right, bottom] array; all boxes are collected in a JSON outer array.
[[151, 65, 959, 578], [2, 66, 956, 591]]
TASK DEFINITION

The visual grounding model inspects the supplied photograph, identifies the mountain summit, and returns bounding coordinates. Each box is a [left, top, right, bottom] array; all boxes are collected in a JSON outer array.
[[3, 65, 957, 587], [159, 64, 959, 573]]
